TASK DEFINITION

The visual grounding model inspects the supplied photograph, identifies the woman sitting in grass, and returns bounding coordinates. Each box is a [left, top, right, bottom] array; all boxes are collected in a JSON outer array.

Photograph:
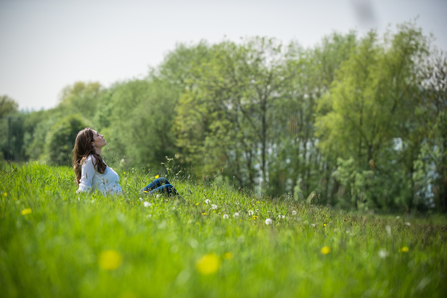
[[73, 127, 179, 196]]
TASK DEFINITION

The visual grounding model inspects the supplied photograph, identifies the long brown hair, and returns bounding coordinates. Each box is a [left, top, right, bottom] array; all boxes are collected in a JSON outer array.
[[72, 127, 107, 185]]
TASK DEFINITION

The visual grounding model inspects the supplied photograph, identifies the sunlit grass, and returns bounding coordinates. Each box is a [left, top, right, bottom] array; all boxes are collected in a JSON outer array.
[[0, 162, 446, 297]]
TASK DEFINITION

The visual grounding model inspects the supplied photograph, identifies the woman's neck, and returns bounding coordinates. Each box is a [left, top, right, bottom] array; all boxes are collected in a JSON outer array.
[[94, 147, 102, 155]]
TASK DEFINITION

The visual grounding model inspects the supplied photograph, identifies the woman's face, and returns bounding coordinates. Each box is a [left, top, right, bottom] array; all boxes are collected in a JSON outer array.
[[92, 130, 107, 149]]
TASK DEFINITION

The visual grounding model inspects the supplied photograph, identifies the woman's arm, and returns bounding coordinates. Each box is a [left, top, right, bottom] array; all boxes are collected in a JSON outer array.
[[76, 156, 96, 193]]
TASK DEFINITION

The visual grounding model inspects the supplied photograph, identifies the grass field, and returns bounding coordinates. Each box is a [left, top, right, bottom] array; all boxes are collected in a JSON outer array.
[[1, 162, 446, 297]]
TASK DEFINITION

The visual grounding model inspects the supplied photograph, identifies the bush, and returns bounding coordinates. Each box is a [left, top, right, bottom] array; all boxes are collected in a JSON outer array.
[[45, 115, 86, 166]]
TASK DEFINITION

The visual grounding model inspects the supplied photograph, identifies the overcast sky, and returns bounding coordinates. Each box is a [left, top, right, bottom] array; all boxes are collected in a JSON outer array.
[[1, 0, 446, 111]]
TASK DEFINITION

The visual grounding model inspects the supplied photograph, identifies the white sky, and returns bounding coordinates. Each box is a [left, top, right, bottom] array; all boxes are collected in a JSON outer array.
[[1, 0, 446, 111]]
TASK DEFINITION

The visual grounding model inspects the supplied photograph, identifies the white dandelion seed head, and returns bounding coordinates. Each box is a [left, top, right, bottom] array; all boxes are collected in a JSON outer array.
[[248, 210, 254, 216], [205, 199, 210, 204], [156, 194, 161, 198], [278, 215, 285, 219], [256, 209, 259, 213], [386, 225, 392, 237], [379, 249, 389, 258], [139, 198, 143, 201], [211, 204, 218, 209], [395, 216, 400, 219], [265, 218, 272, 225], [405, 222, 411, 227], [223, 214, 229, 219], [292, 210, 297, 215], [311, 224, 316, 227], [233, 212, 240, 218], [143, 201, 151, 207]]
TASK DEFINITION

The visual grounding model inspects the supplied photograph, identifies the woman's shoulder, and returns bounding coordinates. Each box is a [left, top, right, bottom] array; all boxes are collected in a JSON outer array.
[[82, 154, 98, 166]]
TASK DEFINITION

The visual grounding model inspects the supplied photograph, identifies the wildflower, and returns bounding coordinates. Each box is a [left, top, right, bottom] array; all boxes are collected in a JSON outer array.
[[123, 172, 126, 175], [323, 224, 327, 227], [292, 210, 297, 215], [196, 254, 221, 275], [399, 246, 409, 253], [233, 213, 239, 218], [3, 192, 7, 197], [21, 208, 32, 215], [405, 222, 411, 227], [196, 202, 199, 206], [211, 204, 218, 209], [143, 202, 151, 207], [248, 210, 254, 216], [98, 250, 123, 270], [256, 201, 260, 204], [202, 213, 207, 215], [278, 215, 285, 219], [265, 218, 272, 225], [378, 249, 389, 258], [155, 175, 159, 179], [223, 214, 229, 219], [139, 198, 143, 201], [386, 225, 392, 236], [395, 216, 400, 219], [223, 252, 233, 259], [156, 194, 160, 198], [311, 224, 315, 227], [320, 246, 330, 255], [205, 199, 210, 204], [253, 215, 258, 219]]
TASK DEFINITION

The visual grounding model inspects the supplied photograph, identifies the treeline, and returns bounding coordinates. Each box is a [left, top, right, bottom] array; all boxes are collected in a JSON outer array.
[[1, 21, 446, 212]]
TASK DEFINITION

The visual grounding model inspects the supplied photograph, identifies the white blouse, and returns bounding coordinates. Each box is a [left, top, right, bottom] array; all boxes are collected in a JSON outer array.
[[76, 155, 123, 195]]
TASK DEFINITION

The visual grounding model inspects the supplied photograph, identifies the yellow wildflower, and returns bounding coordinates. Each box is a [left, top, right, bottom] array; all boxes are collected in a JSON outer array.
[[320, 246, 330, 255], [123, 172, 126, 174], [98, 250, 123, 270], [324, 224, 326, 227], [21, 208, 32, 215], [196, 254, 221, 275], [3, 192, 7, 197], [155, 175, 159, 179], [223, 252, 233, 259], [202, 213, 207, 215], [399, 246, 409, 253], [196, 202, 199, 206], [144, 191, 148, 193]]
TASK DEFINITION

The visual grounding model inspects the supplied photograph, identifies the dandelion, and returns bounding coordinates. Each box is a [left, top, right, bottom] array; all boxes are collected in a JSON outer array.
[[223, 252, 233, 259], [278, 215, 285, 219], [196, 202, 199, 205], [202, 213, 207, 215], [311, 224, 316, 227], [386, 225, 392, 237], [21, 208, 32, 215], [379, 249, 389, 258], [233, 213, 239, 218], [144, 191, 148, 193], [139, 198, 143, 201], [323, 224, 327, 227], [211, 204, 218, 209], [196, 254, 221, 275], [143, 202, 151, 207], [156, 194, 161, 198], [3, 192, 7, 197], [256, 201, 260, 204], [205, 199, 210, 204], [223, 214, 229, 219], [265, 218, 272, 225], [248, 210, 254, 216], [123, 172, 126, 175], [98, 250, 123, 270], [155, 175, 159, 179], [320, 246, 330, 255], [292, 210, 297, 215], [405, 222, 411, 227], [395, 216, 400, 219], [399, 246, 409, 253]]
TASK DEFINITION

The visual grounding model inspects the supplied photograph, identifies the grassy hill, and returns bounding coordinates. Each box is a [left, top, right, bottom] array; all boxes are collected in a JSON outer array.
[[1, 163, 446, 297]]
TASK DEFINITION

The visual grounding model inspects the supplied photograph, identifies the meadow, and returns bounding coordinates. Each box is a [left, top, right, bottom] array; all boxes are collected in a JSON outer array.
[[0, 162, 446, 298]]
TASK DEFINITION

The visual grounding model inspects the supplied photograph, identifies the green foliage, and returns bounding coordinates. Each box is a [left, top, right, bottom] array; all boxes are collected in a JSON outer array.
[[0, 95, 18, 117], [44, 115, 86, 166], [0, 164, 446, 297], [3, 21, 446, 212]]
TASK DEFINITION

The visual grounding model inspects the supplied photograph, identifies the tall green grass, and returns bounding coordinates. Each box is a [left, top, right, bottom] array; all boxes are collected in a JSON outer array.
[[1, 163, 446, 297]]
